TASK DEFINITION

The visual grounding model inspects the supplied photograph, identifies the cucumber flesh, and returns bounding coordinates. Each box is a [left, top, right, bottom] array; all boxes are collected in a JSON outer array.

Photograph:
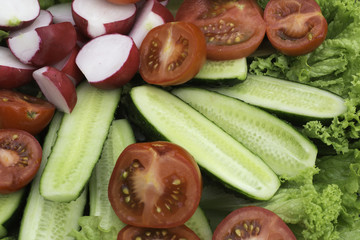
[[40, 82, 121, 202], [89, 119, 135, 232], [0, 189, 24, 229], [19, 112, 87, 240], [185, 207, 213, 240], [128, 85, 280, 200], [211, 74, 347, 119], [173, 87, 318, 178]]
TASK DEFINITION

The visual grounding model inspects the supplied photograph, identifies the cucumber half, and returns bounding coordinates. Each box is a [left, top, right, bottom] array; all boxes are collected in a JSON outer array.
[[127, 85, 280, 200], [173, 87, 318, 179]]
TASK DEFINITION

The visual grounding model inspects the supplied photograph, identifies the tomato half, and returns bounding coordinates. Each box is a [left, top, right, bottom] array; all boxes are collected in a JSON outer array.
[[117, 225, 201, 240], [175, 0, 266, 60], [139, 21, 207, 86], [108, 141, 202, 228], [264, 0, 328, 56], [0, 89, 55, 135], [213, 206, 296, 240], [0, 129, 42, 194]]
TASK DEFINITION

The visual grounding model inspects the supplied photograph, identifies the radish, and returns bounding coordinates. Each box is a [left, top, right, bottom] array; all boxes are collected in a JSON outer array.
[[0, 46, 36, 89], [0, 0, 40, 31], [72, 0, 137, 39], [9, 10, 53, 38], [47, 2, 75, 25], [7, 22, 77, 67], [33, 66, 77, 114], [76, 33, 139, 90], [129, 0, 174, 48]]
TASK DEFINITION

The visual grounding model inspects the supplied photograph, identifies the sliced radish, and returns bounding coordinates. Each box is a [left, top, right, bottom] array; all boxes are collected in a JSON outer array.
[[72, 0, 137, 39], [9, 10, 53, 38], [76, 33, 139, 90], [129, 0, 174, 48], [0, 46, 36, 89], [0, 0, 40, 31], [33, 66, 77, 114], [53, 46, 84, 86], [7, 22, 77, 67], [47, 2, 75, 25]]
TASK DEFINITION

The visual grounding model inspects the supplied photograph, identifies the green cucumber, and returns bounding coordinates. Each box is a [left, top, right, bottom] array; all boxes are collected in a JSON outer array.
[[89, 119, 135, 232], [185, 207, 213, 240], [126, 85, 280, 200], [172, 87, 318, 179], [40, 82, 121, 202], [210, 74, 347, 120], [191, 58, 247, 86], [19, 111, 87, 240]]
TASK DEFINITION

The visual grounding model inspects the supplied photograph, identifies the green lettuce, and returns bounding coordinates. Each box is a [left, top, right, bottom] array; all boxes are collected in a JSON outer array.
[[69, 216, 118, 240]]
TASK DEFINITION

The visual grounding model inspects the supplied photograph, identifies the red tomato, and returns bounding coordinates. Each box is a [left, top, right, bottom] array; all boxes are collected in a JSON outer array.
[[175, 0, 266, 60], [213, 206, 296, 240], [108, 141, 202, 228], [264, 0, 328, 56], [0, 89, 55, 135], [139, 21, 207, 86], [0, 129, 42, 194], [117, 225, 201, 240]]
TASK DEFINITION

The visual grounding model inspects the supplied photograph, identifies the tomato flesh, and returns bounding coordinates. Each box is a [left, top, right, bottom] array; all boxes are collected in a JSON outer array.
[[175, 0, 266, 60], [264, 0, 328, 56], [0, 129, 42, 194], [0, 89, 55, 135], [139, 21, 207, 86], [213, 206, 296, 240], [108, 141, 202, 228]]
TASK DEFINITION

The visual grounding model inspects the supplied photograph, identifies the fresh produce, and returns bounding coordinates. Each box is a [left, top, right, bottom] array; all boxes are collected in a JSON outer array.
[[46, 2, 75, 24]]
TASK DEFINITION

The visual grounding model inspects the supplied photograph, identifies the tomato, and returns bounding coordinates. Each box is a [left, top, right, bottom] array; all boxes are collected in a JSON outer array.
[[117, 225, 201, 240], [108, 141, 202, 228], [264, 0, 328, 56], [0, 89, 55, 135], [213, 206, 296, 240], [175, 0, 266, 60], [139, 21, 207, 86], [0, 129, 42, 194]]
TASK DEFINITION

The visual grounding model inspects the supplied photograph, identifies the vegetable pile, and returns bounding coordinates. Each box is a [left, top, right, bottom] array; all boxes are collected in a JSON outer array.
[[0, 0, 360, 239]]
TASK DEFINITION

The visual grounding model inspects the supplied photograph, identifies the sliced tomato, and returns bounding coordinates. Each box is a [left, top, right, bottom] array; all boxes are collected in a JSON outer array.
[[175, 0, 266, 60], [213, 206, 296, 240], [117, 225, 200, 240], [139, 21, 207, 86], [264, 0, 328, 56], [0, 89, 55, 135], [0, 129, 42, 194], [108, 141, 202, 228]]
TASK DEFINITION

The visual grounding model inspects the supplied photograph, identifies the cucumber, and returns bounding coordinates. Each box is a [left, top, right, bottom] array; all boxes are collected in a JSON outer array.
[[172, 87, 318, 178], [185, 207, 213, 240], [210, 74, 347, 120], [126, 85, 280, 200], [190, 58, 247, 86], [40, 82, 121, 202], [19, 112, 87, 240], [89, 119, 135, 232]]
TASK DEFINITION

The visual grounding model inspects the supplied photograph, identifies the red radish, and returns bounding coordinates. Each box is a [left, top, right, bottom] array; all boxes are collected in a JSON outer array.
[[0, 0, 40, 31], [129, 0, 174, 48], [53, 46, 84, 86], [7, 22, 77, 67], [33, 66, 77, 114], [72, 0, 137, 39], [158, 0, 169, 6], [76, 33, 139, 90], [0, 46, 36, 89], [47, 2, 75, 25], [9, 10, 53, 38]]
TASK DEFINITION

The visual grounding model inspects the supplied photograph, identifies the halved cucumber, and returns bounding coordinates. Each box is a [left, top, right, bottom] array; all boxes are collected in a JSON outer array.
[[210, 74, 347, 120], [40, 82, 121, 202], [172, 87, 318, 178], [185, 207, 213, 240], [0, 189, 24, 238], [126, 85, 280, 200]]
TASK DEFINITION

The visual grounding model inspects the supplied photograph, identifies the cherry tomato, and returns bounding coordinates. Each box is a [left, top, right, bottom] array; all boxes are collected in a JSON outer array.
[[139, 21, 207, 86], [117, 225, 201, 240], [0, 89, 55, 135], [108, 141, 202, 228], [264, 0, 328, 56], [0, 129, 42, 194], [213, 206, 296, 240], [175, 0, 266, 60]]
